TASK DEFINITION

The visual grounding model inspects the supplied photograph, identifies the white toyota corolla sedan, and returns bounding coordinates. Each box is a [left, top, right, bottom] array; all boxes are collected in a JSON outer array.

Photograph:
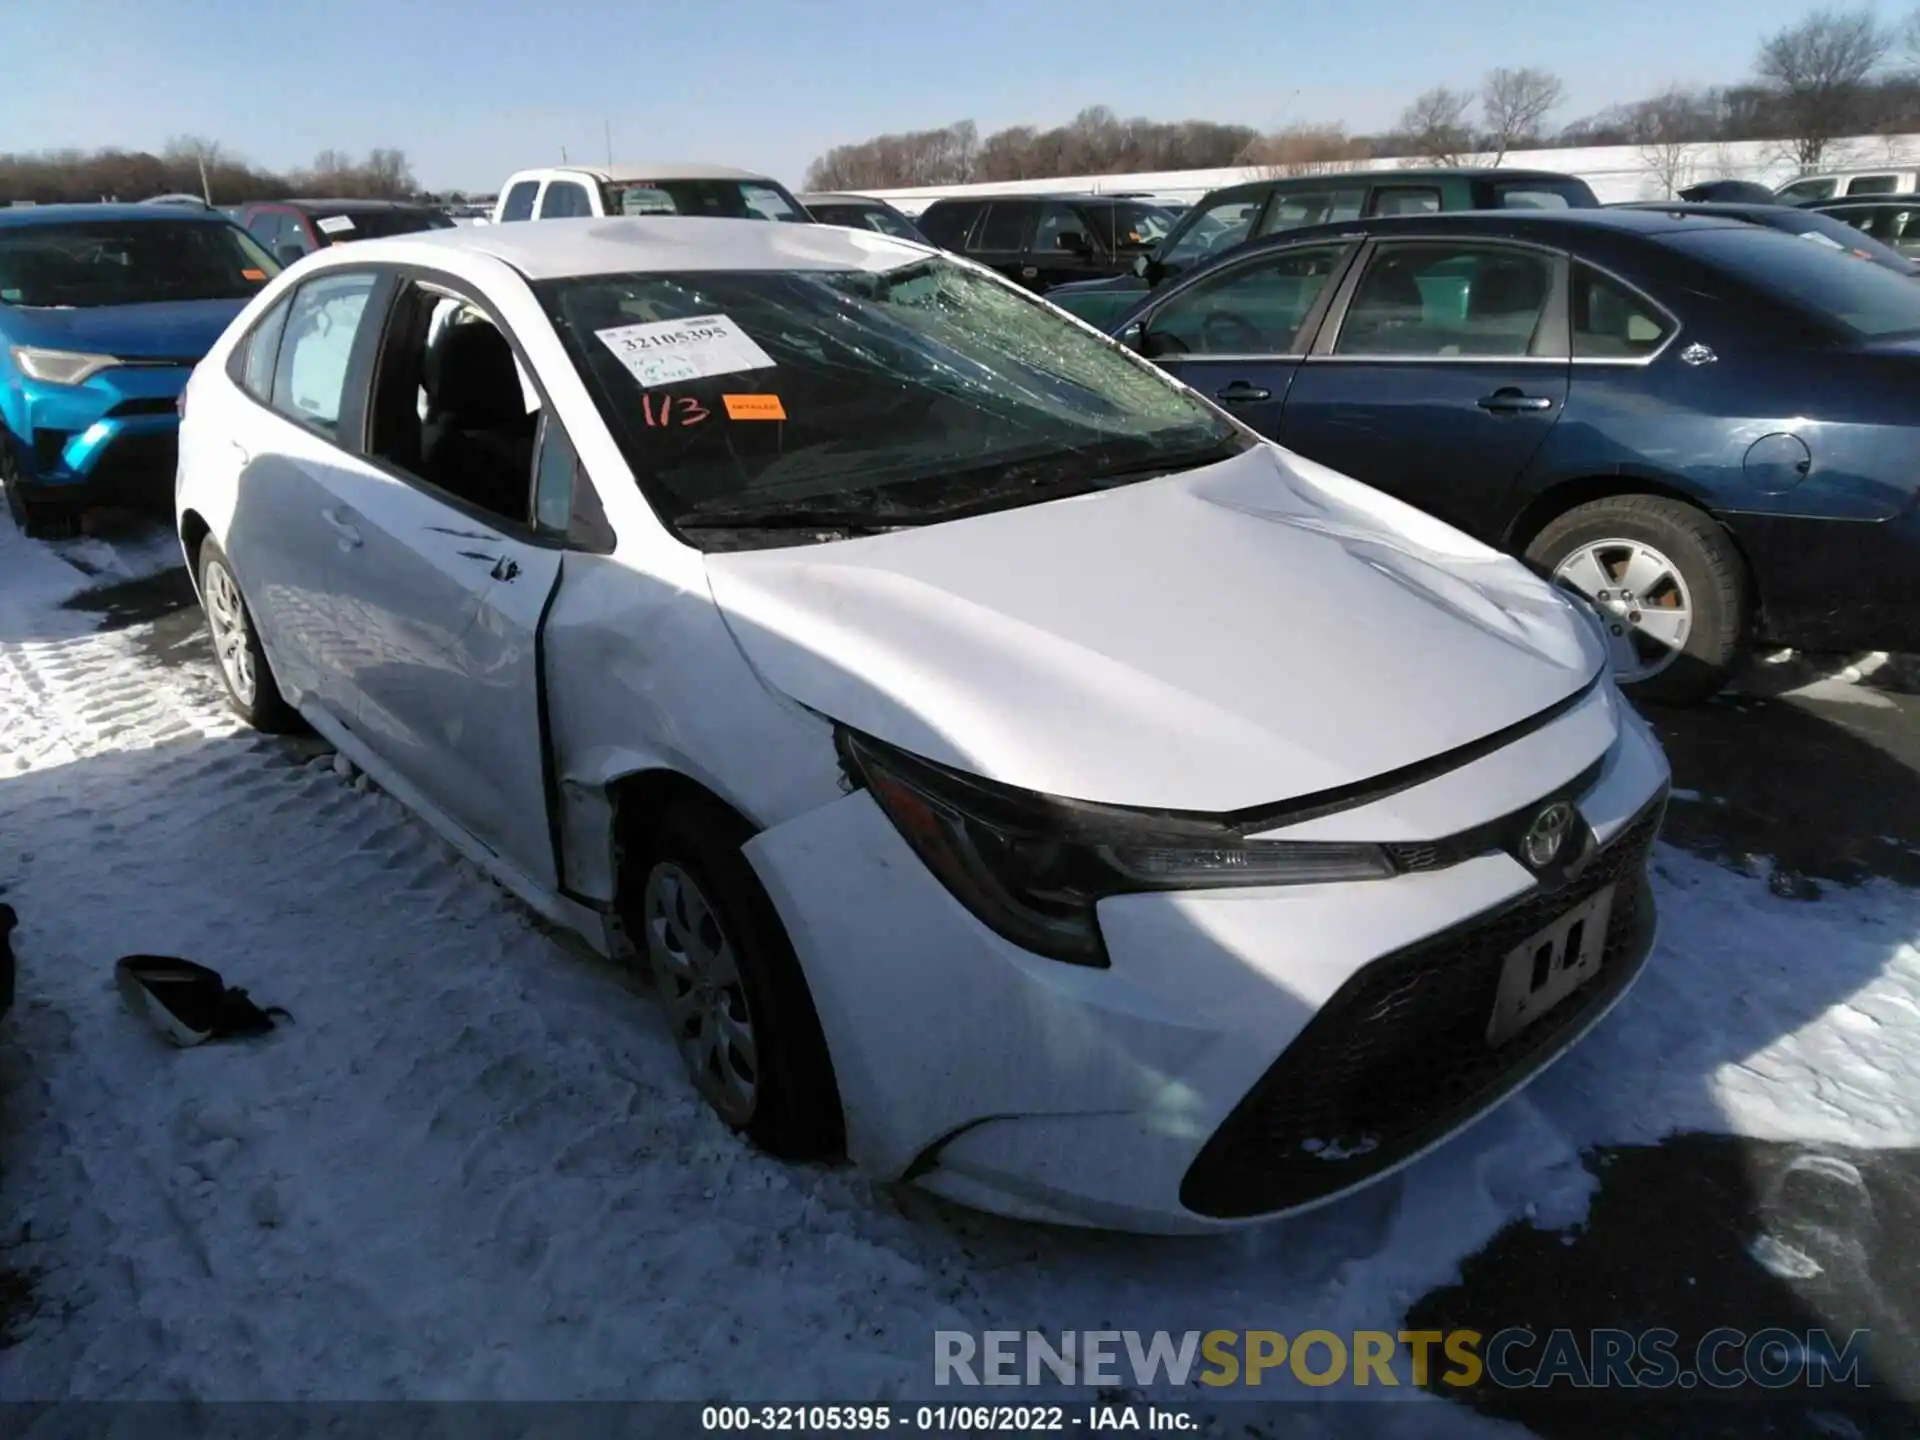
[[175, 216, 1670, 1233]]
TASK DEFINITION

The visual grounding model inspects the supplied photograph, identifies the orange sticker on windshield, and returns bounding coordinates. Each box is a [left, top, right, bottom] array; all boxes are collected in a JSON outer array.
[[241, 268, 268, 281], [724, 394, 786, 421]]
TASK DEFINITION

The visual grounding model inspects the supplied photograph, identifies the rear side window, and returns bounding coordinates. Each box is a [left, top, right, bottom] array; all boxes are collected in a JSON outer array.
[[1368, 186, 1442, 217], [918, 201, 983, 248], [270, 272, 379, 435], [1487, 178, 1595, 210], [540, 181, 594, 218], [238, 297, 292, 401], [1256, 187, 1366, 237], [499, 181, 539, 222], [1847, 174, 1901, 196], [1336, 243, 1554, 357], [972, 203, 1032, 252], [1571, 266, 1673, 359]]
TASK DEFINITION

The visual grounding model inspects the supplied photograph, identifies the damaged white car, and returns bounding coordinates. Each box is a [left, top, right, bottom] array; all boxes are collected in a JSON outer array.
[[175, 217, 1670, 1233]]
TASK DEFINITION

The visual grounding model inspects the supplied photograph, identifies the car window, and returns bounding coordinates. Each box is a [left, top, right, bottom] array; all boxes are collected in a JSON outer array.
[[245, 211, 283, 249], [1256, 187, 1366, 237], [1778, 210, 1919, 268], [238, 295, 293, 402], [1667, 223, 1920, 337], [1335, 243, 1554, 357], [311, 209, 455, 239], [1161, 196, 1262, 269], [269, 272, 378, 435], [540, 182, 594, 219], [916, 201, 982, 249], [535, 255, 1248, 537], [971, 203, 1032, 253], [365, 283, 539, 523], [499, 180, 539, 222], [1847, 175, 1901, 196], [1492, 187, 1574, 210], [1076, 201, 1174, 251], [1571, 266, 1673, 360], [1776, 178, 1839, 204], [1368, 187, 1443, 217], [1143, 243, 1350, 357], [598, 179, 810, 223], [1034, 202, 1092, 255], [809, 203, 923, 241], [0, 219, 278, 308]]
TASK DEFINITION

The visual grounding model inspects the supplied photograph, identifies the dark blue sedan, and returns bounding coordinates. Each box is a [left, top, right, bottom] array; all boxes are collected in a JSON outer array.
[[1108, 208, 1920, 703]]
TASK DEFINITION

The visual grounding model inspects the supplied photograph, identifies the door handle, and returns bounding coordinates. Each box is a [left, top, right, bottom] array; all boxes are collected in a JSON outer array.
[[320, 507, 362, 549], [1477, 388, 1555, 413], [1215, 381, 1273, 403]]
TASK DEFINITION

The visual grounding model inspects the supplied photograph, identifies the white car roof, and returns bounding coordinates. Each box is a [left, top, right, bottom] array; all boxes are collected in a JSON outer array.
[[330, 215, 935, 281], [520, 163, 778, 184]]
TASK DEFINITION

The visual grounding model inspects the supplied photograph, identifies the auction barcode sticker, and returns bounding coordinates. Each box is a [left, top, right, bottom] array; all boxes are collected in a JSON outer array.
[[595, 314, 775, 389]]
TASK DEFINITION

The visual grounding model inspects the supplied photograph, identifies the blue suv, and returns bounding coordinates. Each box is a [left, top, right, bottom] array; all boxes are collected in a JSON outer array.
[[0, 204, 278, 537]]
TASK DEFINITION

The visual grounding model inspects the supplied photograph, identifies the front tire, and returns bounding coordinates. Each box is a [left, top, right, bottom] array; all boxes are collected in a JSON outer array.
[[198, 539, 298, 732], [632, 803, 844, 1159], [1526, 495, 1748, 706]]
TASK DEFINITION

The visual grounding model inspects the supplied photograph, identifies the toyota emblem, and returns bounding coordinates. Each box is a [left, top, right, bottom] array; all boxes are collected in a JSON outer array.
[[1522, 802, 1575, 870]]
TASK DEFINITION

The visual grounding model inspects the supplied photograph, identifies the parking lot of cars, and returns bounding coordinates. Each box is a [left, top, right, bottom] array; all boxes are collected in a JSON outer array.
[[3, 155, 1920, 1411]]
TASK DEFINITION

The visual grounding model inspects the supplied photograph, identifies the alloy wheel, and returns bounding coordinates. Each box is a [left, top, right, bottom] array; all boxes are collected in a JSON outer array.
[[202, 560, 258, 707], [1552, 538, 1694, 683], [643, 860, 759, 1125]]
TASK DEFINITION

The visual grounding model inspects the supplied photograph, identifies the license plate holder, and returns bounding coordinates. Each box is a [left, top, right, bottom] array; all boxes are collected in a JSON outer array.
[[1486, 885, 1614, 1047]]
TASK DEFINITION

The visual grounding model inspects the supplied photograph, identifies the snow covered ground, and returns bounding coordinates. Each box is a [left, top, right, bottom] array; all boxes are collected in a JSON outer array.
[[1, 515, 1917, 1426]]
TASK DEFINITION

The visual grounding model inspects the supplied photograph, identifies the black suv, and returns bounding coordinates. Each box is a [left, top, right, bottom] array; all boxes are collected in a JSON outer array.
[[914, 193, 1178, 293]]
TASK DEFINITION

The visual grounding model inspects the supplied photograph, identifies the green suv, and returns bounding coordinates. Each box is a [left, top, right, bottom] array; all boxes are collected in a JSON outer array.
[[1047, 167, 1600, 328]]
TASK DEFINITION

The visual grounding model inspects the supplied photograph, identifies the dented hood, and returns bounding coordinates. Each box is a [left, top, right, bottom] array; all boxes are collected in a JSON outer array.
[[703, 444, 1607, 813]]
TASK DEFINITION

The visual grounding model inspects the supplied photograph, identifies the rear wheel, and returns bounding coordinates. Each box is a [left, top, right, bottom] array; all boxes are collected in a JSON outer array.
[[198, 539, 298, 732], [1526, 495, 1748, 706], [630, 802, 844, 1159]]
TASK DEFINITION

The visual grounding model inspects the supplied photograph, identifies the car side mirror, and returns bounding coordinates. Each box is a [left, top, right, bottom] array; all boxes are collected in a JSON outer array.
[[274, 244, 305, 268], [1116, 320, 1146, 351], [1056, 230, 1091, 254]]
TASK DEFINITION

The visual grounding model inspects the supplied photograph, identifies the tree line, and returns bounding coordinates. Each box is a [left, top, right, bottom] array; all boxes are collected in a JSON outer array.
[[804, 5, 1920, 189], [0, 138, 435, 206]]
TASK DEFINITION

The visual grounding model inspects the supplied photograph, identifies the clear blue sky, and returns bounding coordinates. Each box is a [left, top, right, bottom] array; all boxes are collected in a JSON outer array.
[[0, 0, 1851, 192]]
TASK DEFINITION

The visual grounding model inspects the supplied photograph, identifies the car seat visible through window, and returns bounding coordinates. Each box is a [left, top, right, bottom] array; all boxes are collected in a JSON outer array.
[[420, 321, 536, 522]]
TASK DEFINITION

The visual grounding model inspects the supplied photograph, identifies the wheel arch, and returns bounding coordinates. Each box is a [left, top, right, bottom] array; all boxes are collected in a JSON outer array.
[[178, 509, 212, 597]]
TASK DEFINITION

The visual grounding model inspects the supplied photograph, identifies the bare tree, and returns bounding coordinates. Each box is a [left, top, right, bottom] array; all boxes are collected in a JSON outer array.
[[1755, 6, 1894, 168], [1481, 67, 1565, 164], [1238, 122, 1371, 177], [1398, 86, 1475, 164], [1633, 87, 1700, 196]]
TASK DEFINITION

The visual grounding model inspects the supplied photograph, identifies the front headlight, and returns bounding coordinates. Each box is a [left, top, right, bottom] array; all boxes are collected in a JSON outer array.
[[839, 729, 1394, 967], [11, 347, 119, 386]]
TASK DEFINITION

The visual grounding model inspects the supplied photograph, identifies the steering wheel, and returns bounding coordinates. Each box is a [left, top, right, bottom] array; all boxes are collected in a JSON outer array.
[[1201, 310, 1262, 351]]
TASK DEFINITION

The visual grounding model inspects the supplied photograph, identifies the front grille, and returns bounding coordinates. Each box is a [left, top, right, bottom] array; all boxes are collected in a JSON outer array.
[[1180, 796, 1666, 1220], [85, 430, 179, 502]]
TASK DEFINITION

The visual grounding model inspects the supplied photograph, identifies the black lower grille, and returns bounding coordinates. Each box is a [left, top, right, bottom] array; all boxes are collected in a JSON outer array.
[[85, 431, 178, 501], [31, 429, 73, 472], [1180, 796, 1667, 1220]]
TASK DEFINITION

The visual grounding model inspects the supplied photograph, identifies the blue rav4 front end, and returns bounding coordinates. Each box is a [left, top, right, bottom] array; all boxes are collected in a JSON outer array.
[[0, 204, 277, 538]]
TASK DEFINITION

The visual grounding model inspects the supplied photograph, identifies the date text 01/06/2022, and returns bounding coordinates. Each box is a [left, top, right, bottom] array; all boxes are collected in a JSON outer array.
[[700, 1404, 1201, 1433]]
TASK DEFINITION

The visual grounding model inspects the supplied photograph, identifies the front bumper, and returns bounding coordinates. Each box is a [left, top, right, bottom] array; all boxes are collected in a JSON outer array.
[[10, 365, 188, 508], [746, 686, 1671, 1233]]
